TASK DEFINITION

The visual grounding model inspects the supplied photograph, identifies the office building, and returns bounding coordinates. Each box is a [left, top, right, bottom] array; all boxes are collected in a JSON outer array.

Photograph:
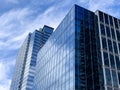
[[34, 5, 120, 90], [10, 26, 53, 90]]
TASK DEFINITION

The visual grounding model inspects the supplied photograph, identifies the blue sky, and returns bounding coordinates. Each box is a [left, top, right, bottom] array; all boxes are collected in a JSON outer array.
[[0, 0, 120, 90]]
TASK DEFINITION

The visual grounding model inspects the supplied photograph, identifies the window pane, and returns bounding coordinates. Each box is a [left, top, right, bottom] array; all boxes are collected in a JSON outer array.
[[105, 68, 112, 86], [111, 28, 115, 39], [102, 37, 107, 50], [118, 72, 120, 85], [114, 18, 118, 28], [118, 43, 120, 52], [104, 14, 109, 24], [99, 11, 104, 22], [106, 26, 111, 37], [109, 16, 113, 26], [103, 52, 109, 67], [113, 41, 118, 54], [100, 24, 105, 35], [112, 70, 118, 88], [107, 39, 113, 52], [115, 56, 120, 70], [116, 30, 120, 41], [109, 54, 115, 68]]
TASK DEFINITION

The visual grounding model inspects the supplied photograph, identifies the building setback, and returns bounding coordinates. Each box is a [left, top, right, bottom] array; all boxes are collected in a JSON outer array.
[[10, 25, 53, 90], [34, 5, 120, 90], [10, 4, 120, 90]]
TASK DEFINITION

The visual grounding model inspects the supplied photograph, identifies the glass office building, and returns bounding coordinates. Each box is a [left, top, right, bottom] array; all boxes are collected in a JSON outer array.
[[11, 4, 120, 90], [10, 26, 53, 90], [95, 11, 120, 90], [34, 5, 120, 90]]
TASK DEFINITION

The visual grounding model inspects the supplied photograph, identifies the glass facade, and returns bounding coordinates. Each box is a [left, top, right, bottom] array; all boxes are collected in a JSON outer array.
[[11, 4, 120, 90], [10, 26, 53, 90], [34, 5, 100, 90], [96, 10, 120, 90], [34, 6, 75, 90]]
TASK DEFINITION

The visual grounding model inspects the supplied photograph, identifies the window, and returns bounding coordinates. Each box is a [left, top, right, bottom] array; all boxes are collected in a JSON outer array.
[[100, 24, 105, 35], [109, 54, 115, 68], [99, 11, 104, 22], [116, 30, 120, 41], [118, 43, 120, 52], [114, 18, 118, 28], [103, 52, 109, 67], [105, 68, 112, 86], [106, 26, 111, 37], [102, 37, 107, 50], [104, 14, 109, 24], [118, 72, 120, 85], [115, 56, 120, 70], [112, 70, 118, 88], [111, 28, 115, 39], [107, 39, 113, 52], [113, 41, 118, 54], [109, 16, 113, 26]]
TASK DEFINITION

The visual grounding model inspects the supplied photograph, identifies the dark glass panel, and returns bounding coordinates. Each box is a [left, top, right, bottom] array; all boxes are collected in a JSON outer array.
[[109, 16, 113, 26], [106, 26, 111, 37], [115, 56, 120, 70], [113, 41, 118, 54], [109, 54, 115, 68], [103, 52, 109, 67], [100, 24, 105, 35], [104, 13, 109, 24], [99, 11, 104, 22], [105, 68, 112, 86], [111, 28, 115, 39], [116, 30, 120, 41], [114, 18, 118, 28], [102, 37, 107, 50], [112, 70, 118, 88], [107, 39, 113, 52]]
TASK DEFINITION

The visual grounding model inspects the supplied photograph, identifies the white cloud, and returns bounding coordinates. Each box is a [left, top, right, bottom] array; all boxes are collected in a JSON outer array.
[[0, 3, 66, 89], [0, 60, 15, 90]]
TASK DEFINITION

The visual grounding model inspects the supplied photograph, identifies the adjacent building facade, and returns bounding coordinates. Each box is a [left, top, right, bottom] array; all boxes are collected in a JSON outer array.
[[11, 4, 120, 90], [10, 26, 53, 90]]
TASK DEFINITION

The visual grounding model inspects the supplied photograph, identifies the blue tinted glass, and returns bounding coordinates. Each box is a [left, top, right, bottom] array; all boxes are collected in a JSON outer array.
[[105, 68, 112, 85], [111, 28, 115, 39], [100, 24, 105, 35], [103, 52, 109, 67], [112, 70, 118, 88], [109, 54, 115, 68], [107, 39, 113, 52], [102, 37, 107, 50]]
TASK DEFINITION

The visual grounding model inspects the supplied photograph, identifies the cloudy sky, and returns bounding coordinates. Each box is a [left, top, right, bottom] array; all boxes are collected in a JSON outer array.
[[0, 0, 120, 90]]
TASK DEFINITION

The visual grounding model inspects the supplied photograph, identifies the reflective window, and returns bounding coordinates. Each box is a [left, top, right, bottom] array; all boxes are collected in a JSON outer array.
[[116, 30, 120, 41], [103, 52, 109, 67], [118, 43, 120, 52], [109, 16, 113, 26], [115, 56, 120, 70], [118, 72, 120, 85], [107, 39, 113, 52], [106, 26, 111, 37], [104, 14, 109, 24], [111, 28, 115, 39], [102, 37, 107, 50], [109, 54, 115, 68], [113, 41, 118, 54], [99, 11, 104, 22], [105, 68, 112, 86], [114, 18, 118, 28], [100, 24, 105, 35], [112, 70, 118, 88]]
